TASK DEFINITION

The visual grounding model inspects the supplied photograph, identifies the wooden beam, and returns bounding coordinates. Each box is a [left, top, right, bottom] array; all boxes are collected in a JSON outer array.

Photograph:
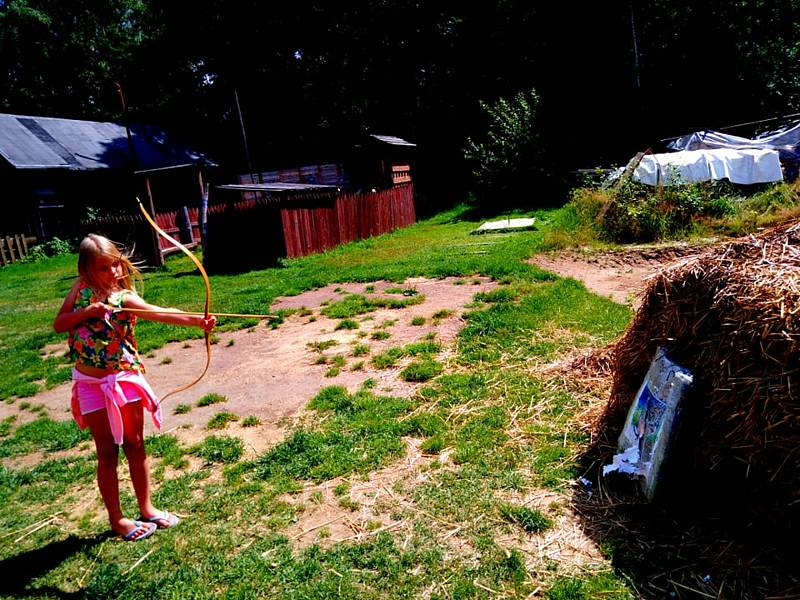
[[144, 177, 164, 267]]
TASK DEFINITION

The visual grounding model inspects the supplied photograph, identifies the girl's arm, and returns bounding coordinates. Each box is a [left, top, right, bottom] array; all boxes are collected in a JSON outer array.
[[53, 280, 108, 333], [121, 293, 216, 332]]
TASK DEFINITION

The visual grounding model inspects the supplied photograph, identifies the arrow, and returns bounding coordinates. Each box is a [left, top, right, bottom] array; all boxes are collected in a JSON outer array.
[[113, 307, 277, 319]]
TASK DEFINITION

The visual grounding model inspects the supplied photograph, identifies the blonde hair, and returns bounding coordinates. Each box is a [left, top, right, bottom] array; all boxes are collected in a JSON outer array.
[[78, 234, 143, 293]]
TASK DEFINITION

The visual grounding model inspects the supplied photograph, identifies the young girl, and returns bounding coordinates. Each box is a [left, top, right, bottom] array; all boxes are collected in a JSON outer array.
[[54, 234, 216, 541]]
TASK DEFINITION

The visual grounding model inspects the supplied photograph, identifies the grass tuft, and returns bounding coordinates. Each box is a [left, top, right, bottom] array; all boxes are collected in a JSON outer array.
[[197, 393, 227, 407], [499, 502, 553, 533], [191, 435, 244, 463]]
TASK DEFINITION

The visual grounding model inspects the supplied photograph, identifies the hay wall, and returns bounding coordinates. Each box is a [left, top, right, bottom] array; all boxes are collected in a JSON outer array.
[[609, 221, 800, 515]]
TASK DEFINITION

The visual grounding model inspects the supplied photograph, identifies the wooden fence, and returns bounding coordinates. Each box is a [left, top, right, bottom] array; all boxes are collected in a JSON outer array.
[[280, 183, 416, 257], [0, 234, 38, 266], [203, 182, 417, 272], [85, 182, 416, 272], [84, 208, 202, 264]]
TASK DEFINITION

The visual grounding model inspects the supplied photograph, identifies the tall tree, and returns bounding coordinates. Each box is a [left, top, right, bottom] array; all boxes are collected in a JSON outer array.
[[0, 0, 150, 118], [3, 0, 799, 205]]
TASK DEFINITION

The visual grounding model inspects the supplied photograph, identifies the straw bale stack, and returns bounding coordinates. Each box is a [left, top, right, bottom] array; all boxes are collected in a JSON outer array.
[[608, 220, 800, 513]]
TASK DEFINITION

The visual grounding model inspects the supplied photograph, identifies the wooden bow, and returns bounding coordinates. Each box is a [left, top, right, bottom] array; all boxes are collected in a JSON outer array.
[[137, 197, 212, 403]]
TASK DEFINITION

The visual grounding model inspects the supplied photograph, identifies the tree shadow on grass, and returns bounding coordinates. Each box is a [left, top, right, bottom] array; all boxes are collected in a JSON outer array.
[[0, 534, 105, 598]]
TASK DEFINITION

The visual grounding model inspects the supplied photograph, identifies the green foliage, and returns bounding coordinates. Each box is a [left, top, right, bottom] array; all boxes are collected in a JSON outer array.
[[400, 358, 443, 382], [145, 434, 186, 468], [0, 456, 94, 506], [18, 237, 74, 263], [420, 373, 488, 408], [371, 346, 406, 368], [334, 318, 359, 330], [464, 87, 547, 206], [351, 342, 370, 357], [321, 293, 424, 319], [252, 387, 412, 482], [406, 413, 447, 439], [404, 340, 441, 356], [192, 435, 244, 463], [567, 179, 800, 243], [745, 181, 800, 213], [420, 435, 446, 454], [0, 415, 16, 437], [197, 393, 227, 407], [475, 287, 517, 303], [0, 0, 150, 118], [207, 411, 239, 429], [499, 502, 553, 533], [546, 572, 636, 600], [590, 177, 739, 242], [308, 339, 338, 353], [452, 406, 509, 465]]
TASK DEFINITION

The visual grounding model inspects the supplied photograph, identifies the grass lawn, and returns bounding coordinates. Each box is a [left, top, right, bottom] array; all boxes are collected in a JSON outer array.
[[0, 204, 639, 598]]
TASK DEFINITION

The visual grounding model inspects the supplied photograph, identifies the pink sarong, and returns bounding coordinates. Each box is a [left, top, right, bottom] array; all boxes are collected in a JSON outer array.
[[70, 369, 163, 445]]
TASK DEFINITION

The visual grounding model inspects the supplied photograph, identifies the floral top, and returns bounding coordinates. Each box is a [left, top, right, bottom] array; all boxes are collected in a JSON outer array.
[[68, 283, 144, 372]]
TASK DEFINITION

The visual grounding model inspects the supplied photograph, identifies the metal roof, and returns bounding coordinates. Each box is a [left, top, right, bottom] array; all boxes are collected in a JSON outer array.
[[0, 113, 215, 171], [369, 134, 416, 147], [216, 182, 338, 192]]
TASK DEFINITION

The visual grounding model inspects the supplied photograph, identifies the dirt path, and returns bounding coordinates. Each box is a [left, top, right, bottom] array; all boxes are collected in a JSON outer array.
[[529, 243, 706, 307]]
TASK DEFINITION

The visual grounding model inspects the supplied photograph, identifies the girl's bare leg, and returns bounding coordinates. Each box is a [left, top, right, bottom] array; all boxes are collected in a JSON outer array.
[[120, 401, 159, 519], [85, 410, 141, 537]]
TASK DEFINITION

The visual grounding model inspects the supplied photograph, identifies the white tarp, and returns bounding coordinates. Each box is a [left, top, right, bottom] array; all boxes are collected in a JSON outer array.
[[631, 148, 783, 186]]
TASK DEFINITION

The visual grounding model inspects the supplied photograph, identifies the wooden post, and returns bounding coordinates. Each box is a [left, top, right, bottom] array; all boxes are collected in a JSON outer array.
[[5, 236, 16, 262], [14, 235, 24, 259], [178, 206, 193, 244], [198, 169, 208, 255], [0, 239, 7, 265], [144, 177, 164, 266]]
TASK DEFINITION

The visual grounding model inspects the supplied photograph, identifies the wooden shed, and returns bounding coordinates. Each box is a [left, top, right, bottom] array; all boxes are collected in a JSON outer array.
[[203, 134, 417, 273], [0, 112, 213, 248]]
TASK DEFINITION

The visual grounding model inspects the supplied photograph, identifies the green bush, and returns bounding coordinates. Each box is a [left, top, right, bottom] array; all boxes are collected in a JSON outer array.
[[19, 237, 73, 263], [570, 176, 746, 243], [744, 181, 800, 214], [464, 87, 548, 207]]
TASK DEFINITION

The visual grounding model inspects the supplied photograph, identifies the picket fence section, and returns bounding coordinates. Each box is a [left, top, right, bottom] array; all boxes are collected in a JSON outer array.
[[280, 183, 416, 257], [84, 182, 416, 267], [0, 234, 37, 265]]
